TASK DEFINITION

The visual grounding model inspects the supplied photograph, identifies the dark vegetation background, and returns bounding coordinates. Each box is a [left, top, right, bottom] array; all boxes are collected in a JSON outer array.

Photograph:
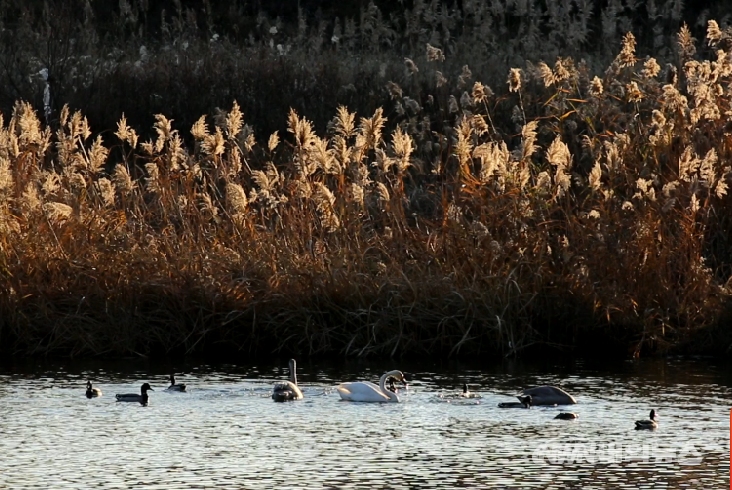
[[0, 0, 729, 140]]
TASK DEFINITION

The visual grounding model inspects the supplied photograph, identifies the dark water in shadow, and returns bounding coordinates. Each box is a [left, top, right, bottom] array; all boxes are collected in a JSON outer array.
[[0, 357, 728, 488]]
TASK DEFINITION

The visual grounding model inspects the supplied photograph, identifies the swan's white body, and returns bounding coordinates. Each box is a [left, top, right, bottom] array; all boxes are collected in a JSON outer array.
[[337, 370, 405, 403], [272, 359, 304, 402]]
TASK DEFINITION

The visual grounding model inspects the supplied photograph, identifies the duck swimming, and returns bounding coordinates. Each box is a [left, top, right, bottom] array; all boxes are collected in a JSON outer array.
[[459, 383, 481, 399], [555, 412, 579, 420], [441, 383, 481, 399], [115, 383, 154, 406], [498, 395, 532, 408], [166, 374, 187, 392], [634, 409, 658, 430], [85, 381, 102, 398], [272, 359, 304, 402], [337, 370, 407, 402]]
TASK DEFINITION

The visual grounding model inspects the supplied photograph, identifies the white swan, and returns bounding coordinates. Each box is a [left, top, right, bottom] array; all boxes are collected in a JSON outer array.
[[272, 359, 304, 402], [337, 370, 407, 402]]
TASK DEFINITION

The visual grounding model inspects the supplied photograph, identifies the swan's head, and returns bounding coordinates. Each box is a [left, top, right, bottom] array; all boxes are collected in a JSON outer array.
[[397, 371, 408, 382], [289, 359, 297, 371], [386, 370, 408, 390], [519, 394, 532, 408]]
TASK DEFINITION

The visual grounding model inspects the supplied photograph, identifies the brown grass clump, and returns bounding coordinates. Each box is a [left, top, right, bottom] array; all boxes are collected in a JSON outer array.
[[1, 20, 731, 359]]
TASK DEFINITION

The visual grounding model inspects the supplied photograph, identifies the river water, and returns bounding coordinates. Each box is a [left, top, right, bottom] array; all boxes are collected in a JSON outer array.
[[0, 357, 728, 489]]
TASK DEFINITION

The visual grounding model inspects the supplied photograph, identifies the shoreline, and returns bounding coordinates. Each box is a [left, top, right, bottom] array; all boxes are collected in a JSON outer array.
[[1, 279, 728, 359]]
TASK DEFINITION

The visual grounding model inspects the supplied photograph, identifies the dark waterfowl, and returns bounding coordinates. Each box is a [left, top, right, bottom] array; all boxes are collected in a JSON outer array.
[[634, 409, 658, 430], [85, 381, 102, 398], [272, 359, 304, 402], [498, 395, 532, 408], [459, 383, 482, 399], [166, 374, 187, 392], [442, 383, 481, 400], [522, 386, 577, 406], [555, 412, 579, 420], [116, 383, 154, 406]]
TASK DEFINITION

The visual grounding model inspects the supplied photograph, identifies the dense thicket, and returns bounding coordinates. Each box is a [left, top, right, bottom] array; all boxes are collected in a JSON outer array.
[[0, 0, 730, 139], [0, 1, 730, 359]]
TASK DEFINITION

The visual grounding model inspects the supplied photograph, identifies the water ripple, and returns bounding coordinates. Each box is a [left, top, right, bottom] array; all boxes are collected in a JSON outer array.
[[0, 359, 728, 488]]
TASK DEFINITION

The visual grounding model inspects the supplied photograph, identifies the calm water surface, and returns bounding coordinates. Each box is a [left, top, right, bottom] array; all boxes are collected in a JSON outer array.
[[0, 357, 729, 489]]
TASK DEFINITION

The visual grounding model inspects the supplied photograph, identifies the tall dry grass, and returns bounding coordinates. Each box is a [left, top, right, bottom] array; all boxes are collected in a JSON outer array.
[[0, 20, 731, 358]]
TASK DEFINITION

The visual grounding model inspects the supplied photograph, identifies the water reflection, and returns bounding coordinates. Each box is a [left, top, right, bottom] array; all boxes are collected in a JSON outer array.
[[0, 358, 728, 488]]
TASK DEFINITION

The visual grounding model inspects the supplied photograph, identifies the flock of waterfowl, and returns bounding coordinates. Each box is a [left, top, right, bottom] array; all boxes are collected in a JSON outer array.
[[85, 359, 659, 430], [85, 374, 185, 404]]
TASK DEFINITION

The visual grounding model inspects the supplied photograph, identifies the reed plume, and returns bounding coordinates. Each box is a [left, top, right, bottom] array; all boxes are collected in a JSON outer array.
[[0, 14, 731, 360]]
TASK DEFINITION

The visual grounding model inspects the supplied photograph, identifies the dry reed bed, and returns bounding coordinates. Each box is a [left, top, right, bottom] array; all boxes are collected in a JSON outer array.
[[1, 21, 731, 358]]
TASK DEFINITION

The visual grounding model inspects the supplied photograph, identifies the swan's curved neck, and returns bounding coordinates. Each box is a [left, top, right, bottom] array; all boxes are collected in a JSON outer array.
[[289, 362, 298, 386], [379, 373, 399, 401]]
